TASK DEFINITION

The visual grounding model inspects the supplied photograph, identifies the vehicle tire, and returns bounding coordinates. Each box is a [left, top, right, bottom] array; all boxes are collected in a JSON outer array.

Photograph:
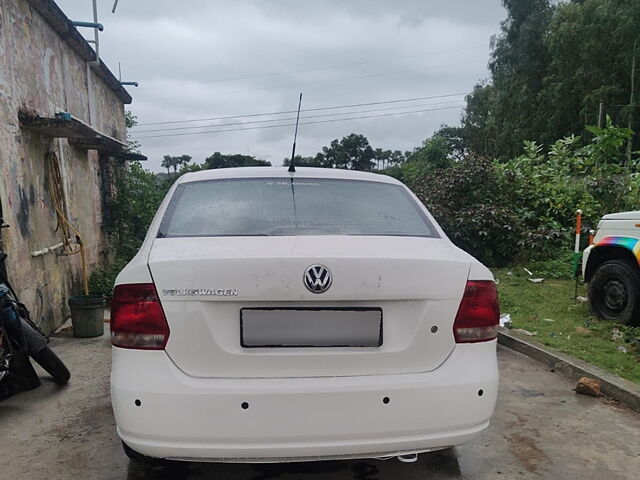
[[122, 441, 161, 465], [30, 346, 71, 385], [589, 259, 640, 326]]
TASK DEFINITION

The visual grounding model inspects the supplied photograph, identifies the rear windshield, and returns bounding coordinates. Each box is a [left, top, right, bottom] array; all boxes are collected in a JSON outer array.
[[158, 177, 437, 238]]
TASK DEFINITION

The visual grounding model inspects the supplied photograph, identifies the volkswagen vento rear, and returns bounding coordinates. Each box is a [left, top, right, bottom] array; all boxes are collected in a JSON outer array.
[[110, 167, 499, 463]]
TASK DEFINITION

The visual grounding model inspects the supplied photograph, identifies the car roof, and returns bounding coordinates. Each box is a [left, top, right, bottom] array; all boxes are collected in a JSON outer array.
[[176, 167, 403, 185], [601, 210, 640, 220]]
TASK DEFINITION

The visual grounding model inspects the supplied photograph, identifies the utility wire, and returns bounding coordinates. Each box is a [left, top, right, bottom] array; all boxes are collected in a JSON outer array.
[[141, 61, 462, 102], [134, 92, 468, 126], [144, 46, 484, 90], [132, 100, 464, 133], [132, 104, 464, 140]]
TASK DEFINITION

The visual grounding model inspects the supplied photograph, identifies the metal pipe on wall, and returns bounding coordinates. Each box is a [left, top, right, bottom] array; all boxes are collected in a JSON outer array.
[[86, 0, 101, 125]]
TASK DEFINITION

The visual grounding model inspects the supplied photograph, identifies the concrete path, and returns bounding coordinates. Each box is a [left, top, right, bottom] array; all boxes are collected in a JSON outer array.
[[0, 331, 638, 479]]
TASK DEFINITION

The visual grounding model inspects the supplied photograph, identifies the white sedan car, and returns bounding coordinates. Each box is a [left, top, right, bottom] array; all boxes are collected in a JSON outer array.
[[110, 167, 499, 464]]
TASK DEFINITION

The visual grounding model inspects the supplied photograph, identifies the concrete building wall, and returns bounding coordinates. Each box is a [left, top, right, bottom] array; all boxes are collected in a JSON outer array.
[[0, 0, 128, 332]]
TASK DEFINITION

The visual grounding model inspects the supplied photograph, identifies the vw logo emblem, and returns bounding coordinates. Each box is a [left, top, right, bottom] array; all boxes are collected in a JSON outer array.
[[304, 264, 332, 294]]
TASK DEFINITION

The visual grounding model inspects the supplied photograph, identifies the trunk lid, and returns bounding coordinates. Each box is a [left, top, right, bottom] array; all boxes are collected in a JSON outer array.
[[149, 236, 471, 378]]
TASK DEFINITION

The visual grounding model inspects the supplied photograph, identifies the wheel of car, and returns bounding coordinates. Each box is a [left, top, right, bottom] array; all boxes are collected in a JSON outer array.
[[589, 259, 640, 326]]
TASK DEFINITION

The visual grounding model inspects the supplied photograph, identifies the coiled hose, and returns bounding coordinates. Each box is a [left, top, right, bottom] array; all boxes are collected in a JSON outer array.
[[44, 151, 88, 295]]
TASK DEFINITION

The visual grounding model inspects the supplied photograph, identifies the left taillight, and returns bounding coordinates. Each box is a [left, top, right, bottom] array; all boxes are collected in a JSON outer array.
[[111, 283, 169, 350]]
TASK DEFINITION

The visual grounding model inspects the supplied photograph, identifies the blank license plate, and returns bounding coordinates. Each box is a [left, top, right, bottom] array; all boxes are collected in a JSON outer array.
[[240, 308, 382, 348]]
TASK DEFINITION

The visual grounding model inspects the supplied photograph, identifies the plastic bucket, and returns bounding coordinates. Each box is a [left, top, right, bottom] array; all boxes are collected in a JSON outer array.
[[68, 295, 105, 338]]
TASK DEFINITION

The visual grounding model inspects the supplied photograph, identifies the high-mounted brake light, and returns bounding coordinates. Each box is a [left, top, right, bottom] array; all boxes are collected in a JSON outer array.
[[453, 280, 499, 343], [111, 283, 169, 349]]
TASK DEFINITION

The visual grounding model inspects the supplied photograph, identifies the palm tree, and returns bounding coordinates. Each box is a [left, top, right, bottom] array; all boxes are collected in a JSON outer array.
[[177, 155, 192, 170], [161, 155, 173, 175]]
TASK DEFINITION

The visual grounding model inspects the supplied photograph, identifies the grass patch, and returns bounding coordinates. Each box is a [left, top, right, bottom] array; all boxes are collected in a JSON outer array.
[[495, 268, 640, 384]]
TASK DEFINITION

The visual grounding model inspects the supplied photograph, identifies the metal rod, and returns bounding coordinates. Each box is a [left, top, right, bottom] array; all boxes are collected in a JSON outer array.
[[288, 92, 303, 173], [597, 102, 605, 129], [626, 38, 638, 166], [92, 0, 100, 61], [71, 21, 104, 31], [573, 209, 583, 301], [112, 0, 119, 13]]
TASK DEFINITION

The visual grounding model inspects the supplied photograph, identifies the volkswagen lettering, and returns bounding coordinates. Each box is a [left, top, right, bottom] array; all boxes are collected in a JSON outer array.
[[110, 167, 500, 464]]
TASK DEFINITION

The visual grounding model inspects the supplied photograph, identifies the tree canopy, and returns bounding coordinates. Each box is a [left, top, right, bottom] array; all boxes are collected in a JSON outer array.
[[161, 154, 192, 174], [203, 152, 271, 169], [454, 0, 640, 159]]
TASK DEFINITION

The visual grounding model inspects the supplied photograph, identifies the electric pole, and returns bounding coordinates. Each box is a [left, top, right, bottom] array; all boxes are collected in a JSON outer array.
[[598, 102, 605, 129], [627, 38, 637, 167]]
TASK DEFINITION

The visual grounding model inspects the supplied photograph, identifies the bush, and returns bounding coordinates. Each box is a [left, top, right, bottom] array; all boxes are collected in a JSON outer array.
[[107, 162, 170, 260], [88, 257, 129, 298], [412, 157, 526, 266], [525, 251, 577, 279], [411, 124, 639, 267], [90, 162, 171, 299]]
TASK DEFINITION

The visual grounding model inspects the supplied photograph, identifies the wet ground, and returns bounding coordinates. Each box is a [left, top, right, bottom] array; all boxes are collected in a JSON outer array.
[[0, 331, 638, 480]]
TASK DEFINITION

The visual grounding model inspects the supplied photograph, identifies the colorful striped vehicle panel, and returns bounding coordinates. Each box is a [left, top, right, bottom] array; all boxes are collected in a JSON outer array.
[[596, 236, 640, 264]]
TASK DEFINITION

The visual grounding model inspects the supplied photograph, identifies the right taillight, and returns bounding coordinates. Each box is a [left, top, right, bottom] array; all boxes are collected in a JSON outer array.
[[453, 280, 499, 343], [111, 283, 170, 350]]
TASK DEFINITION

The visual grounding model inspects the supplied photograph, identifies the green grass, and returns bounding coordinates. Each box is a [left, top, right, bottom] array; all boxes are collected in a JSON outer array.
[[494, 268, 640, 384]]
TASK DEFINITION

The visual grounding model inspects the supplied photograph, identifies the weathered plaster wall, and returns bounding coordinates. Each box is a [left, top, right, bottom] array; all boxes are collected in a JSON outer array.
[[0, 0, 126, 332]]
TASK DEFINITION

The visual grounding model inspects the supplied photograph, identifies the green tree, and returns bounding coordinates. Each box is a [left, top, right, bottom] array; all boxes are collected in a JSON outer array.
[[389, 150, 406, 166], [401, 135, 452, 186], [125, 111, 141, 154], [203, 152, 271, 169], [489, 0, 553, 157], [373, 148, 390, 170], [176, 154, 192, 170], [460, 83, 498, 157], [412, 156, 525, 266], [320, 134, 375, 170], [161, 154, 193, 175], [283, 154, 325, 167], [372, 149, 405, 170], [161, 155, 174, 174], [454, 0, 640, 158], [108, 162, 168, 259], [541, 0, 640, 151], [432, 125, 468, 161], [406, 135, 450, 169]]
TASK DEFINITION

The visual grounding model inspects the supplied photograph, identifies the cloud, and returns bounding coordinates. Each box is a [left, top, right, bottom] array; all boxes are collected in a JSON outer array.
[[56, 0, 504, 170]]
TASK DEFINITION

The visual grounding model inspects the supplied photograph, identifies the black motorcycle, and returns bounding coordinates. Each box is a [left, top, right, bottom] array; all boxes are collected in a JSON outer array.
[[0, 253, 70, 399]]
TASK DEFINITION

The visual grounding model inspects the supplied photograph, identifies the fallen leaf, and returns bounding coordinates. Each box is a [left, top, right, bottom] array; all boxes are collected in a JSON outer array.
[[513, 328, 536, 336]]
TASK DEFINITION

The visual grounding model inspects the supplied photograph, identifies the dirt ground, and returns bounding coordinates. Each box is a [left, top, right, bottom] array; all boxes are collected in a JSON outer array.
[[0, 331, 638, 480]]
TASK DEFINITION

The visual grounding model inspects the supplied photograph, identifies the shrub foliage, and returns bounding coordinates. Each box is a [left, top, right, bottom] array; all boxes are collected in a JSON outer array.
[[413, 123, 640, 266]]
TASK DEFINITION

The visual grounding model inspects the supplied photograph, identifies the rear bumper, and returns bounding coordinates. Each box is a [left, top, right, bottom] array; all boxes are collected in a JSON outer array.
[[110, 341, 498, 462]]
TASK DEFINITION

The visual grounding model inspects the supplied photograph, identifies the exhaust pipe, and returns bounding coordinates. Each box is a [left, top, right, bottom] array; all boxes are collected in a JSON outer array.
[[397, 453, 418, 463]]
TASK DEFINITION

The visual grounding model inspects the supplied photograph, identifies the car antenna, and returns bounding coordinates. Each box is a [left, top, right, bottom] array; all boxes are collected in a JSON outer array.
[[288, 92, 303, 173]]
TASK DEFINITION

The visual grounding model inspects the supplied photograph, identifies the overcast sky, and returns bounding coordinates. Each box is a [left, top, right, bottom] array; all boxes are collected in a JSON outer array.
[[56, 0, 505, 171]]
